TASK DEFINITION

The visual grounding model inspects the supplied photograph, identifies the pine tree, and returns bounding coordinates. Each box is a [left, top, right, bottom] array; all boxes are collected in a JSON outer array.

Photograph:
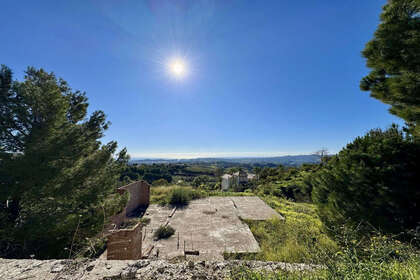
[[0, 66, 127, 258], [311, 125, 420, 233], [360, 0, 420, 136]]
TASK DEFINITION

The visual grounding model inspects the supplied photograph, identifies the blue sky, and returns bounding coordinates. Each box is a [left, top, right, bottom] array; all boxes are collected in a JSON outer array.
[[1, 0, 401, 158]]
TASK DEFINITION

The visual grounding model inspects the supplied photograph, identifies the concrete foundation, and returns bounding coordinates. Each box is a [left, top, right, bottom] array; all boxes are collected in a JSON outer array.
[[142, 196, 283, 260]]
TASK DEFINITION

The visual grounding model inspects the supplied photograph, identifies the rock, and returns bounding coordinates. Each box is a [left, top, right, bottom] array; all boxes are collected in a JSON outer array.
[[121, 268, 137, 279], [134, 260, 150, 269], [0, 258, 322, 280], [50, 262, 65, 273]]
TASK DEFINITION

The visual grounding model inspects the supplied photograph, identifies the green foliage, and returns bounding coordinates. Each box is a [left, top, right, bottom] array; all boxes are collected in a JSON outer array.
[[0, 66, 127, 258], [229, 223, 420, 280], [320, 225, 420, 280], [360, 0, 420, 135], [184, 164, 216, 175], [149, 184, 253, 206], [192, 175, 210, 188], [229, 267, 320, 280], [226, 196, 337, 264], [120, 164, 173, 184], [149, 185, 206, 206], [154, 225, 175, 240], [152, 178, 168, 186], [168, 187, 201, 206], [230, 258, 420, 280], [254, 164, 320, 202], [311, 125, 420, 233]]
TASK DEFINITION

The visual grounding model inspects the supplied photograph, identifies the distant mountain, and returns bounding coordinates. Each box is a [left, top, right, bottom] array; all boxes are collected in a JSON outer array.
[[130, 154, 321, 166]]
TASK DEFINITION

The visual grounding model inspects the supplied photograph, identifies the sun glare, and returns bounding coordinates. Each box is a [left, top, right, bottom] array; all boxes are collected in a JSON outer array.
[[167, 58, 187, 79]]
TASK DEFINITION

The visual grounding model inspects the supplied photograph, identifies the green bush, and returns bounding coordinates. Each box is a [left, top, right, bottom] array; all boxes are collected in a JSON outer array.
[[168, 187, 203, 206], [154, 225, 175, 240], [311, 126, 420, 233]]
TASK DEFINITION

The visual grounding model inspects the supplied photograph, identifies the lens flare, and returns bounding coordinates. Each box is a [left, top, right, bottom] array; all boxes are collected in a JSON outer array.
[[167, 57, 187, 79]]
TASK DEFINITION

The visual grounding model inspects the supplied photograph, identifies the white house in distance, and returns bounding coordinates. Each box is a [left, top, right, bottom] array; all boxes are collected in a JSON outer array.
[[221, 170, 256, 191]]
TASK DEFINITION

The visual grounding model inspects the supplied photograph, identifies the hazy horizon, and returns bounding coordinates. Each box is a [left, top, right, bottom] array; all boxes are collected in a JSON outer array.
[[129, 151, 323, 160]]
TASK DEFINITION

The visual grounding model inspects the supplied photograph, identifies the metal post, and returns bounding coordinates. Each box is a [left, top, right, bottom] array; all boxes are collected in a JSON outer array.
[[191, 232, 193, 250]]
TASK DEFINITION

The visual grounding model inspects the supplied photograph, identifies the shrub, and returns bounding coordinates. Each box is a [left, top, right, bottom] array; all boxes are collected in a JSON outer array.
[[154, 225, 175, 240], [150, 185, 206, 206], [168, 187, 201, 206], [311, 126, 420, 233]]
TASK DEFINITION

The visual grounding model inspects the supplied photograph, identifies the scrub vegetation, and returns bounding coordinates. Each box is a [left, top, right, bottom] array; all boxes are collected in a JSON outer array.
[[154, 225, 175, 240], [226, 197, 337, 264]]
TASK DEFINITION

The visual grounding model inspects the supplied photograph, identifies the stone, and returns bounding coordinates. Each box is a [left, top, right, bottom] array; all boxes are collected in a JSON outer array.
[[0, 258, 322, 280], [121, 268, 137, 279], [134, 260, 150, 268], [50, 263, 64, 273]]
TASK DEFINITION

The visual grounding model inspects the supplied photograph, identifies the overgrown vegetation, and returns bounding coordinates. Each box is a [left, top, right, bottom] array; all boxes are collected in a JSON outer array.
[[150, 185, 206, 206], [253, 164, 320, 202], [168, 187, 196, 206], [225, 196, 337, 264], [154, 225, 175, 240], [310, 125, 420, 234], [229, 225, 420, 280], [226, 195, 420, 279], [150, 184, 256, 206]]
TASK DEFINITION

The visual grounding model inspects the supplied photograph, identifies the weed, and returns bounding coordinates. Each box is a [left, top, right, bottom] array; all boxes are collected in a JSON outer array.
[[154, 225, 175, 240]]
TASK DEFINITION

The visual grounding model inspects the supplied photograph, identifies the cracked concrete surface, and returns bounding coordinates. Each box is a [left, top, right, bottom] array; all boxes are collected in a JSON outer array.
[[142, 196, 283, 260]]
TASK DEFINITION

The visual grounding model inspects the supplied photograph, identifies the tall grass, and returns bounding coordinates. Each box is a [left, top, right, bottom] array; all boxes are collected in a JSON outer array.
[[150, 185, 206, 206], [227, 195, 420, 279], [229, 259, 420, 280], [229, 236, 420, 280], [150, 184, 254, 206], [226, 196, 337, 264]]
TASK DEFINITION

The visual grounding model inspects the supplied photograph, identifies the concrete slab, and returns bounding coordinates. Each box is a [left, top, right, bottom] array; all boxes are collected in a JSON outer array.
[[230, 196, 283, 220], [141, 196, 283, 261]]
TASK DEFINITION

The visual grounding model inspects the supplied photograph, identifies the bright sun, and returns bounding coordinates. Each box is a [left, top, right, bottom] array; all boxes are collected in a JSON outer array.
[[167, 58, 187, 79]]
